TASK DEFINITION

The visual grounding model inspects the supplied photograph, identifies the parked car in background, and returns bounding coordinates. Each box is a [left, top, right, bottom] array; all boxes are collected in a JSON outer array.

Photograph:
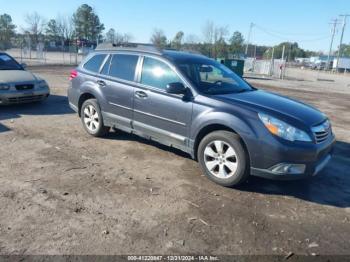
[[0, 52, 50, 105], [68, 43, 335, 187]]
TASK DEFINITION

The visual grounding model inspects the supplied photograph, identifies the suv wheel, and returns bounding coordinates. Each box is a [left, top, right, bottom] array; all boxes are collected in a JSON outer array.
[[198, 131, 249, 187], [81, 99, 109, 137]]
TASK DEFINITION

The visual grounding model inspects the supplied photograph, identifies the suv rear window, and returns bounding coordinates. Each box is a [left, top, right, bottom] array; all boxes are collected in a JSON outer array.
[[83, 54, 107, 73], [109, 54, 139, 81]]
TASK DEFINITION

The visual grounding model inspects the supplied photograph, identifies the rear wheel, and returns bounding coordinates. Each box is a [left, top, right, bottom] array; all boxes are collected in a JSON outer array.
[[80, 99, 109, 137], [198, 131, 249, 187]]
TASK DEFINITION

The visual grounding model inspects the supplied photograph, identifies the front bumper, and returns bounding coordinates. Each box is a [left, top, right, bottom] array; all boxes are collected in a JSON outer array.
[[250, 135, 336, 180], [0, 88, 50, 105]]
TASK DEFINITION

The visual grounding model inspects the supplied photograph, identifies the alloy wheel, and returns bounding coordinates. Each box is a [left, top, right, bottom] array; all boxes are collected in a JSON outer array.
[[83, 105, 100, 132], [204, 140, 239, 179]]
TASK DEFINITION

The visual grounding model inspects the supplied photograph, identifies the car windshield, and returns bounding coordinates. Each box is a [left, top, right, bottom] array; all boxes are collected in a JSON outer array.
[[0, 54, 22, 70], [175, 58, 253, 95]]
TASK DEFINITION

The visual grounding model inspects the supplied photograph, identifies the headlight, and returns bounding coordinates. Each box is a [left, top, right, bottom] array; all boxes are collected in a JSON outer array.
[[37, 80, 48, 89], [258, 113, 312, 142], [0, 84, 10, 90]]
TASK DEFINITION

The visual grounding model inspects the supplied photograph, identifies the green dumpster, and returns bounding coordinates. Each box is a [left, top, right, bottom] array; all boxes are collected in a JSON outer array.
[[217, 59, 245, 77]]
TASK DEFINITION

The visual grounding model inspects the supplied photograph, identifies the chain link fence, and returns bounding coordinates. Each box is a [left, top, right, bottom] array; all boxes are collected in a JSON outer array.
[[4, 36, 90, 66], [244, 58, 286, 79]]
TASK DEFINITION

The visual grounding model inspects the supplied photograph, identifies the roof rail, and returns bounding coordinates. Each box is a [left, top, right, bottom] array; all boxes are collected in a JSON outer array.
[[95, 42, 163, 55]]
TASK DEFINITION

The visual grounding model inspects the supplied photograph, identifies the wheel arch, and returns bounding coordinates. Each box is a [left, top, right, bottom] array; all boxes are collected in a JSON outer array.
[[78, 93, 96, 117], [193, 123, 251, 166]]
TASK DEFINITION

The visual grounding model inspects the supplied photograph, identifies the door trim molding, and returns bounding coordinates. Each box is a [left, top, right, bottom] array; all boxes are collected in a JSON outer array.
[[134, 109, 186, 126], [109, 102, 132, 111]]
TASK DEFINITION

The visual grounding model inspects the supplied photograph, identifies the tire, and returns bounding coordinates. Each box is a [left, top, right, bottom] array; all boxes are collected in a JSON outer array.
[[80, 99, 109, 137], [197, 131, 249, 187]]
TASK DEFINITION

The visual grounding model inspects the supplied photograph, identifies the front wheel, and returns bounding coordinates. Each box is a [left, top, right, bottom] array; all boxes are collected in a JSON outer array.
[[80, 99, 109, 137], [198, 131, 249, 187]]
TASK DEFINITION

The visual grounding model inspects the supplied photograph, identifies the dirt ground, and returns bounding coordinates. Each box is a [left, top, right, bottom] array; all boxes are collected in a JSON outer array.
[[0, 66, 349, 256]]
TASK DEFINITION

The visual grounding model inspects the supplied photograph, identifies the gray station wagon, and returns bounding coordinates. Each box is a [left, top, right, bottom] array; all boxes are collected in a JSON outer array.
[[0, 52, 50, 105], [68, 43, 335, 187]]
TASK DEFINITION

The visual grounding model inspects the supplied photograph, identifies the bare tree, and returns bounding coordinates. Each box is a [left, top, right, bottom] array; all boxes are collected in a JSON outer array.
[[150, 28, 167, 48], [202, 20, 215, 44], [171, 31, 184, 50], [122, 33, 133, 43], [56, 14, 74, 41], [105, 28, 133, 45], [106, 28, 116, 43], [213, 26, 229, 58], [202, 21, 229, 58], [214, 26, 229, 44], [24, 12, 46, 44], [183, 34, 200, 52], [185, 34, 199, 44]]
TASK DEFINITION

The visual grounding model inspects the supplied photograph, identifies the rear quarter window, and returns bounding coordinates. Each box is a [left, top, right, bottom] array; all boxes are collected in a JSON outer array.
[[83, 54, 107, 73]]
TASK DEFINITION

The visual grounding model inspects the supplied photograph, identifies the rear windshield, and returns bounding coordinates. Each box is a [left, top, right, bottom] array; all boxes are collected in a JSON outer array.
[[0, 54, 22, 70], [83, 54, 107, 73]]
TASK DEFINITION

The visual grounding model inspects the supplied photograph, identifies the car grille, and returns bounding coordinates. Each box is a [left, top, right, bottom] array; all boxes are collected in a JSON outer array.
[[15, 84, 34, 90], [312, 120, 332, 144], [8, 95, 44, 104]]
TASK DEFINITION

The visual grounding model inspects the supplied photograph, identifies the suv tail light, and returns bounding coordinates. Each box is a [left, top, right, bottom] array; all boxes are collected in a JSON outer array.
[[69, 70, 78, 81]]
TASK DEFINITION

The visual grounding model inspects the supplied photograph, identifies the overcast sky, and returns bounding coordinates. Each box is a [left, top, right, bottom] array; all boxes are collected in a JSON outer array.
[[1, 0, 349, 52]]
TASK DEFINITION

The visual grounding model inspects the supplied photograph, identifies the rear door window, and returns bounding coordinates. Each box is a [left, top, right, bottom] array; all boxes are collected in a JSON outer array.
[[109, 54, 139, 82], [83, 54, 107, 73]]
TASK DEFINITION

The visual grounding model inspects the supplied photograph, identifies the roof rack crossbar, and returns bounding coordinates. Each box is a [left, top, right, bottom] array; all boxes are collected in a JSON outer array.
[[95, 42, 163, 55]]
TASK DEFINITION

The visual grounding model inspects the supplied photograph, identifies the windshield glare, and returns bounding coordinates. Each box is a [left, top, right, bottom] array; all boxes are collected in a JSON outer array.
[[176, 59, 253, 95], [0, 54, 22, 70]]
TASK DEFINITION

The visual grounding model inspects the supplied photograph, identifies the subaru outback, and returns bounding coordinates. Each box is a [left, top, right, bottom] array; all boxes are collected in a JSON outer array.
[[68, 43, 335, 187]]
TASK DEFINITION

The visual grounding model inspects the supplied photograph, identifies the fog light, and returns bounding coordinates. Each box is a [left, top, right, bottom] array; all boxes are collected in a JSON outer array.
[[269, 163, 306, 175]]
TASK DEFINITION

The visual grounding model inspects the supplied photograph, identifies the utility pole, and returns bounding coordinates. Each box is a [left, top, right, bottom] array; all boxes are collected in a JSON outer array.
[[326, 19, 338, 71], [280, 45, 286, 79], [270, 47, 275, 76], [336, 14, 350, 72], [245, 23, 254, 57]]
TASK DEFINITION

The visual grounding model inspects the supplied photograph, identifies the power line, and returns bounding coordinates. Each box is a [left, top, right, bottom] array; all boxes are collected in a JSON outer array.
[[253, 24, 330, 43], [253, 25, 331, 37]]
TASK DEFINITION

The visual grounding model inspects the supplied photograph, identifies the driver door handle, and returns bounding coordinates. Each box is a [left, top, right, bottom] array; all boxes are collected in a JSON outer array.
[[135, 91, 148, 99], [97, 80, 106, 87]]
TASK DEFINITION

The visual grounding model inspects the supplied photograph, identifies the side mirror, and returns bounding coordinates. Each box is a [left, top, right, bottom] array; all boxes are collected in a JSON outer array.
[[166, 82, 187, 95], [21, 63, 27, 69]]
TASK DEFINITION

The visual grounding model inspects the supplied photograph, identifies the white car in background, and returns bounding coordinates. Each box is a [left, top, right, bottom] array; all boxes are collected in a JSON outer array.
[[0, 52, 50, 105]]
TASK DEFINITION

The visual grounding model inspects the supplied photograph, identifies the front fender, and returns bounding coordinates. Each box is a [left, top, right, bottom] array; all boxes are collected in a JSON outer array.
[[190, 109, 260, 165], [191, 110, 258, 140]]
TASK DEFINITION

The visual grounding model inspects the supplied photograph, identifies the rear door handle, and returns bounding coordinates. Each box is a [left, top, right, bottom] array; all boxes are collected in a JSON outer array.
[[135, 91, 148, 99], [97, 80, 106, 87]]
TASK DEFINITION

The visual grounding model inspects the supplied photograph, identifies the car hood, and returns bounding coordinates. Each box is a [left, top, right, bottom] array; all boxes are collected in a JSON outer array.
[[214, 90, 326, 126], [0, 70, 37, 83]]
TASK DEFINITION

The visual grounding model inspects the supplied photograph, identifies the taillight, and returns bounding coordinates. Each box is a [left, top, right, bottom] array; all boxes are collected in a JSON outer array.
[[69, 70, 78, 81]]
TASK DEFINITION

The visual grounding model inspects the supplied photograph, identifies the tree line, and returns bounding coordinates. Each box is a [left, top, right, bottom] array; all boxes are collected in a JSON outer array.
[[0, 4, 323, 60], [0, 4, 106, 51]]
